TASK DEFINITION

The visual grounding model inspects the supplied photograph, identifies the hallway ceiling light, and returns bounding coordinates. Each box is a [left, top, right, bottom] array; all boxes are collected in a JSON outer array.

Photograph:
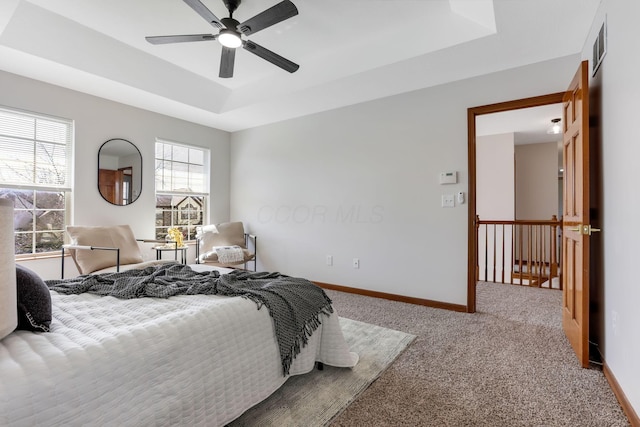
[[547, 118, 562, 134]]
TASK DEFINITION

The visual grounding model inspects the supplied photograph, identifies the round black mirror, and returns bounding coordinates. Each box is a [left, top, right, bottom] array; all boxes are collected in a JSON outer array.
[[98, 138, 142, 205]]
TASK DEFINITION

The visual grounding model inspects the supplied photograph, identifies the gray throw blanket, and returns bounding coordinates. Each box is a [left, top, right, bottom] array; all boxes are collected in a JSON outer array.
[[46, 263, 334, 376]]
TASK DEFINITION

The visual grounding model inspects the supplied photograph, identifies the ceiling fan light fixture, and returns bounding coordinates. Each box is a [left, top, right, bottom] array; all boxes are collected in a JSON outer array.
[[547, 118, 562, 134], [218, 29, 242, 48]]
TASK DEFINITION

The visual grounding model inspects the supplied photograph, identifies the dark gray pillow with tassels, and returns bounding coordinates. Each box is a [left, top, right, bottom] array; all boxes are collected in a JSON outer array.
[[16, 264, 52, 332]]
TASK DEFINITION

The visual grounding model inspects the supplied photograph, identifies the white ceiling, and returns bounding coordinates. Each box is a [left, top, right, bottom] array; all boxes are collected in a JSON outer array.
[[0, 0, 600, 132], [477, 103, 564, 145]]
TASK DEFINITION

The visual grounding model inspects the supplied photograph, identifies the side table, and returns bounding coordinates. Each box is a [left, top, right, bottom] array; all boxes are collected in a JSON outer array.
[[154, 245, 188, 265]]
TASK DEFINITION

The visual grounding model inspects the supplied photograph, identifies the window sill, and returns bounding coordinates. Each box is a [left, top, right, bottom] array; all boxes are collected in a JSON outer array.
[[16, 252, 64, 261]]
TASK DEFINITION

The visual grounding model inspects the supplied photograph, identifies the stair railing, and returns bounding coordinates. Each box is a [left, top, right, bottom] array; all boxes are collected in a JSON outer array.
[[476, 215, 562, 288]]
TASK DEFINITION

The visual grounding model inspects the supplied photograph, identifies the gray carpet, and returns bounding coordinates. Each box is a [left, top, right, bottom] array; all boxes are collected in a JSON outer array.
[[328, 282, 630, 426], [229, 317, 416, 426]]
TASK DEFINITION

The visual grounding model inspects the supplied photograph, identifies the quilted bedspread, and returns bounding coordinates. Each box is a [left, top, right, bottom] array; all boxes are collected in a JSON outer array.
[[0, 288, 358, 426]]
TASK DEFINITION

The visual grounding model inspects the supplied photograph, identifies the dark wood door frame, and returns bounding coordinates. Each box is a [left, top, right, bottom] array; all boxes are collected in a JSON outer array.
[[466, 92, 565, 313]]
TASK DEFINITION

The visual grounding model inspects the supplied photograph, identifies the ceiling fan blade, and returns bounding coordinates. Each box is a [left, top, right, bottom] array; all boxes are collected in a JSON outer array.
[[146, 34, 217, 45], [219, 47, 236, 78], [239, 0, 298, 36], [183, 0, 223, 29], [242, 40, 299, 73]]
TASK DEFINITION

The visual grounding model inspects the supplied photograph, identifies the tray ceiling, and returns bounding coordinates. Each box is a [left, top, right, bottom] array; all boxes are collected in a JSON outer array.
[[0, 0, 600, 131]]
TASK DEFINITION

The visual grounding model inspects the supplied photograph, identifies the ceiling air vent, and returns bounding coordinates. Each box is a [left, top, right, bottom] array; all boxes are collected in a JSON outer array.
[[592, 17, 607, 76]]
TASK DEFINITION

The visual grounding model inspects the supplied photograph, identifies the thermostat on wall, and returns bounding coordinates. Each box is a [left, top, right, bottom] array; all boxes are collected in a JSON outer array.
[[439, 171, 457, 184]]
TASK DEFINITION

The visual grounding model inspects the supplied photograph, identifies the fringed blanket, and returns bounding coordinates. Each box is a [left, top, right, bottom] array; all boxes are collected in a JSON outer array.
[[45, 264, 333, 375]]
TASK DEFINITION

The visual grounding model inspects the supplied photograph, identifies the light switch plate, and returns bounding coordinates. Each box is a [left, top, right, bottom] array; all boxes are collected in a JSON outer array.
[[442, 194, 455, 208]]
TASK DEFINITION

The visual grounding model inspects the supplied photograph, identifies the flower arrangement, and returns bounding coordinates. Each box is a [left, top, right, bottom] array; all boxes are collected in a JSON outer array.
[[166, 227, 184, 248]]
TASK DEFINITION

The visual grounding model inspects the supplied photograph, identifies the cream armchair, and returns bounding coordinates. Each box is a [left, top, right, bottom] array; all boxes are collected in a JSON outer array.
[[195, 222, 257, 271], [61, 224, 174, 278]]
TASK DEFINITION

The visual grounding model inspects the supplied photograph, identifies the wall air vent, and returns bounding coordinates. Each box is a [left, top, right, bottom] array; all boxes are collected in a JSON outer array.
[[592, 17, 607, 76]]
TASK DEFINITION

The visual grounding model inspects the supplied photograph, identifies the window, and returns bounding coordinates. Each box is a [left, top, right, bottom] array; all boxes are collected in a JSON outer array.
[[0, 106, 73, 255], [155, 140, 208, 241]]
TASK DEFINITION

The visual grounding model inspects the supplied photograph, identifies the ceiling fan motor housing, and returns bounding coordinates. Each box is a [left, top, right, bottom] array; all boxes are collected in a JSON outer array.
[[221, 17, 240, 31], [223, 0, 241, 14]]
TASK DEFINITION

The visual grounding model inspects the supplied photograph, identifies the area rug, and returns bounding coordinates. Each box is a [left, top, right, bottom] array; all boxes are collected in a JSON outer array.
[[229, 317, 416, 427]]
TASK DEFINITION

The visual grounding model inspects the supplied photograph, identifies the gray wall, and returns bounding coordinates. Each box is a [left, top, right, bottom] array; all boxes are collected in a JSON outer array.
[[515, 141, 559, 220], [230, 55, 579, 306], [582, 0, 640, 415]]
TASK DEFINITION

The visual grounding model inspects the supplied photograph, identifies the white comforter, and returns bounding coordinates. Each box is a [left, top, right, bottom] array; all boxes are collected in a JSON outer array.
[[0, 284, 358, 426]]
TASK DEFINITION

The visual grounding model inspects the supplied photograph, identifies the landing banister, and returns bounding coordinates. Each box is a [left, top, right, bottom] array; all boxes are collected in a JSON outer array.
[[476, 215, 562, 289], [477, 218, 561, 226]]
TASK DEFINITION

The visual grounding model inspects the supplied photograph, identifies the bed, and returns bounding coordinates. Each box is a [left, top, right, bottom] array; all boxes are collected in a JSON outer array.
[[0, 263, 358, 426]]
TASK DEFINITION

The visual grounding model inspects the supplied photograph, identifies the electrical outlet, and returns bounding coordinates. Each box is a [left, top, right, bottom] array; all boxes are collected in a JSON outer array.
[[612, 310, 619, 336], [326, 255, 333, 266], [353, 258, 359, 269]]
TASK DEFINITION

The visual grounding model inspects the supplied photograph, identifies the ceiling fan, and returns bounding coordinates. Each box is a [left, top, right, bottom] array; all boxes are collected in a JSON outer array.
[[146, 0, 299, 78]]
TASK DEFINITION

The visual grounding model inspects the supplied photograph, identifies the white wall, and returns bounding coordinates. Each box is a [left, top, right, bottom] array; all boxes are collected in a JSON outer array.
[[477, 133, 515, 220], [1, 70, 231, 280], [583, 0, 640, 416], [231, 55, 580, 306], [476, 133, 515, 282], [515, 141, 559, 220]]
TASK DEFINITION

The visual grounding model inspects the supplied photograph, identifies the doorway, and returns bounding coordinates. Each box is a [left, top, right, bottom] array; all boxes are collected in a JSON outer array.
[[466, 92, 565, 313], [468, 61, 597, 369]]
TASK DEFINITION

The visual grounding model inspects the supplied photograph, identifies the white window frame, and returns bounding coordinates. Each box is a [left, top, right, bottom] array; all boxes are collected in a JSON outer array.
[[0, 106, 74, 257], [154, 139, 209, 241]]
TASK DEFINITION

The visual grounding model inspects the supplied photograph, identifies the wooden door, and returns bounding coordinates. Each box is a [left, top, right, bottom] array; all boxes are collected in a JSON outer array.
[[562, 60, 591, 367], [99, 168, 124, 205]]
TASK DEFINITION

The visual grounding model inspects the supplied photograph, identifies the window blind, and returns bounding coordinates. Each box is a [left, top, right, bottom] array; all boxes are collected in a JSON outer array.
[[0, 107, 73, 192]]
